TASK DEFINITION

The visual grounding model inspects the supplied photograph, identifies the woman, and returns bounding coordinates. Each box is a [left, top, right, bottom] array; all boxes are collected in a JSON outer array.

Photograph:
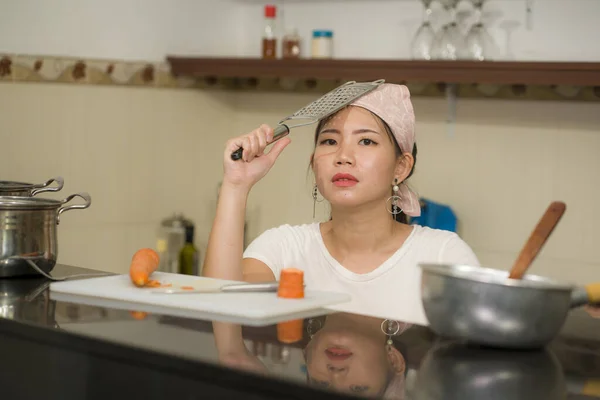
[[203, 83, 479, 323]]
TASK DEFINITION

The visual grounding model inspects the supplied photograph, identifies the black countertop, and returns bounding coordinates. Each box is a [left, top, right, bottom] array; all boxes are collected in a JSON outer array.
[[1, 264, 600, 400]]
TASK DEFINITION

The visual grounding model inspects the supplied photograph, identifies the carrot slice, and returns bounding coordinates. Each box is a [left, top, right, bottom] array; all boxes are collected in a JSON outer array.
[[144, 279, 162, 288], [130, 311, 148, 320], [129, 248, 160, 287], [278, 268, 305, 299], [180, 286, 194, 290], [277, 319, 303, 343]]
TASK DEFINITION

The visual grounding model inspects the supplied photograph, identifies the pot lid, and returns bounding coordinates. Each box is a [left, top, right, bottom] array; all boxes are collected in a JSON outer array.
[[0, 181, 36, 191], [0, 196, 63, 210], [161, 213, 194, 228]]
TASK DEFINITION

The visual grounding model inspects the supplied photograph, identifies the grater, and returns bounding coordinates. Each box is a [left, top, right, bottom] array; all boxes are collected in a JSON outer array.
[[231, 79, 385, 160]]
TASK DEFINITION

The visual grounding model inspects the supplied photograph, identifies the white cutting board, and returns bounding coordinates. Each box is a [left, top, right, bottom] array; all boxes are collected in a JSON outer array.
[[49, 272, 351, 326]]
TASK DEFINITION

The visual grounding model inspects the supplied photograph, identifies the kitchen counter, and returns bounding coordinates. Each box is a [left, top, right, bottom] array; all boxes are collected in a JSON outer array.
[[1, 264, 600, 400]]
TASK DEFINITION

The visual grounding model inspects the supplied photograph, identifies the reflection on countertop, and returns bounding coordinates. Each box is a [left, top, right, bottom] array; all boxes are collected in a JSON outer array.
[[2, 264, 600, 399]]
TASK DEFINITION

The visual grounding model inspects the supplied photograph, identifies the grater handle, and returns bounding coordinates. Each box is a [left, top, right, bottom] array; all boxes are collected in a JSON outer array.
[[231, 124, 290, 160]]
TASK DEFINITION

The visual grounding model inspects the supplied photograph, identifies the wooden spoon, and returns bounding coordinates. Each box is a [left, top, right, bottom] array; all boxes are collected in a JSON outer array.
[[508, 201, 567, 280]]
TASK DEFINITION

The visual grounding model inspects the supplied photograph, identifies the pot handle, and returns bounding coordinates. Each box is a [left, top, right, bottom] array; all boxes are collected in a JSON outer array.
[[57, 192, 92, 224], [30, 176, 65, 196], [570, 283, 600, 308]]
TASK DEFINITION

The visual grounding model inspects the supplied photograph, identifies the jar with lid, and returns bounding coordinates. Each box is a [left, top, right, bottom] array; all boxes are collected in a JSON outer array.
[[282, 27, 301, 59], [311, 30, 333, 59], [156, 213, 193, 274]]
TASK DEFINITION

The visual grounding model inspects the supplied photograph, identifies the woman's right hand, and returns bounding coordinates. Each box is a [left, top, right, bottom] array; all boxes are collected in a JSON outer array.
[[223, 124, 291, 190]]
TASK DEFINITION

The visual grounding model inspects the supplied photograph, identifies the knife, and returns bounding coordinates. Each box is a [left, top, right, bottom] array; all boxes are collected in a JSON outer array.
[[151, 282, 281, 294]]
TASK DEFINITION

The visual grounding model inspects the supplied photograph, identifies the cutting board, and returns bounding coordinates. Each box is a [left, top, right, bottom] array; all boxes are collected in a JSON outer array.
[[49, 272, 351, 326]]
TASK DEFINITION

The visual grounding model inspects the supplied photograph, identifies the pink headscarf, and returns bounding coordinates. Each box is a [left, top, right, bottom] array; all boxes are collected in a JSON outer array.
[[350, 83, 421, 217]]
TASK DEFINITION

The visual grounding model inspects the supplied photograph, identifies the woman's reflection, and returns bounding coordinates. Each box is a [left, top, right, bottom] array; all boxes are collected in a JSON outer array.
[[212, 321, 269, 375], [213, 313, 410, 399], [304, 314, 409, 398]]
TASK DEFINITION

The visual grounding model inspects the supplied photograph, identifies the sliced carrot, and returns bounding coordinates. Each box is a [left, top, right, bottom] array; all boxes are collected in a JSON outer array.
[[180, 286, 194, 290], [278, 268, 305, 299], [129, 248, 160, 287], [277, 319, 303, 343], [130, 311, 148, 320], [144, 279, 162, 288]]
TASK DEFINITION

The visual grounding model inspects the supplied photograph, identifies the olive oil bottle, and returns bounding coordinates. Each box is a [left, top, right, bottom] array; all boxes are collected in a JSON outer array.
[[179, 224, 199, 275]]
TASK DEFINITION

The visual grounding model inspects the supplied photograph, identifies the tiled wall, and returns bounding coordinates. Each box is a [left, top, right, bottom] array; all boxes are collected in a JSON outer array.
[[2, 53, 600, 287], [0, 74, 234, 274], [233, 91, 600, 286], [0, 54, 195, 88]]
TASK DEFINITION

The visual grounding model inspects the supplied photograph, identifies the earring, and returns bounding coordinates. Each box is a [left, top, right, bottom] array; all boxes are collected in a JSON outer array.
[[386, 179, 402, 216], [312, 184, 324, 219], [381, 319, 410, 348], [381, 319, 401, 346]]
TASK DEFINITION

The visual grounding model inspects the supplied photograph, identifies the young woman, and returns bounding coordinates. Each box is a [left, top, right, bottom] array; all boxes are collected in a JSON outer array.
[[203, 83, 479, 323]]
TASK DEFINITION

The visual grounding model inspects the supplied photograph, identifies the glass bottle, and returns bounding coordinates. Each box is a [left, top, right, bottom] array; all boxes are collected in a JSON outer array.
[[262, 5, 277, 59], [179, 224, 199, 275]]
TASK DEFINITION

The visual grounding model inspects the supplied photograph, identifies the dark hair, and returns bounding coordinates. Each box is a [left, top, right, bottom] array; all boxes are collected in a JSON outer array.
[[311, 108, 418, 224]]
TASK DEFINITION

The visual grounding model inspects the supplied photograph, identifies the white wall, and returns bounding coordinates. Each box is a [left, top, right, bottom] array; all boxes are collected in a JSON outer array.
[[1, 0, 599, 61], [0, 0, 245, 60]]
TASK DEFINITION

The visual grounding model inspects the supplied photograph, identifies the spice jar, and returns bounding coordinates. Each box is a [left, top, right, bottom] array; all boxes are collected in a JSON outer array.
[[282, 27, 301, 59], [311, 30, 333, 59]]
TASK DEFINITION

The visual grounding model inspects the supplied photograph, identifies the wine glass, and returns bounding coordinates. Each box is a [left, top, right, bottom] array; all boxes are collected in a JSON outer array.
[[498, 20, 520, 60], [411, 0, 436, 60], [464, 0, 499, 60], [431, 0, 468, 60]]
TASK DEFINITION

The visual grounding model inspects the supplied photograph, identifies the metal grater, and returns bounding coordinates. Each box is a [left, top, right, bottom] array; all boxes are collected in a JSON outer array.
[[231, 79, 385, 160]]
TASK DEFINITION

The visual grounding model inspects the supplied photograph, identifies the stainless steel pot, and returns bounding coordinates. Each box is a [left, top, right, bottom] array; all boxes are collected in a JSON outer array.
[[419, 263, 600, 349], [0, 193, 91, 278], [0, 275, 55, 326], [0, 176, 64, 197]]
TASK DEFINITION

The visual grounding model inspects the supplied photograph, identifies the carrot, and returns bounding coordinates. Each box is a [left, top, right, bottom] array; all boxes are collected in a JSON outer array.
[[278, 268, 304, 299], [277, 319, 303, 344], [180, 286, 194, 290], [129, 248, 160, 287]]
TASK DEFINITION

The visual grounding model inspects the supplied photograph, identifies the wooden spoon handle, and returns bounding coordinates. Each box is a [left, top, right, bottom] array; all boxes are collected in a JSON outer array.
[[508, 201, 566, 279]]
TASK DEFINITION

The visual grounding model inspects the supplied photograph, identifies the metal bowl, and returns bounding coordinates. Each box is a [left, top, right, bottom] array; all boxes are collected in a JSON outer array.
[[418, 263, 591, 349], [412, 341, 566, 400]]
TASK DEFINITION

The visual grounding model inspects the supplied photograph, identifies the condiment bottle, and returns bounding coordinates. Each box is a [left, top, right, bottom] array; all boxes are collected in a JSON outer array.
[[282, 27, 301, 59], [262, 5, 277, 59]]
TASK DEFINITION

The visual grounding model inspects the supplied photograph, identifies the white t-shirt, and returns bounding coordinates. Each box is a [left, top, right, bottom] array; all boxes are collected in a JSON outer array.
[[243, 223, 480, 326]]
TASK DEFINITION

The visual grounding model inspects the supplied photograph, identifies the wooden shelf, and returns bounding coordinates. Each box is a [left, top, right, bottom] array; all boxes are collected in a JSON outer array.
[[166, 57, 600, 101]]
